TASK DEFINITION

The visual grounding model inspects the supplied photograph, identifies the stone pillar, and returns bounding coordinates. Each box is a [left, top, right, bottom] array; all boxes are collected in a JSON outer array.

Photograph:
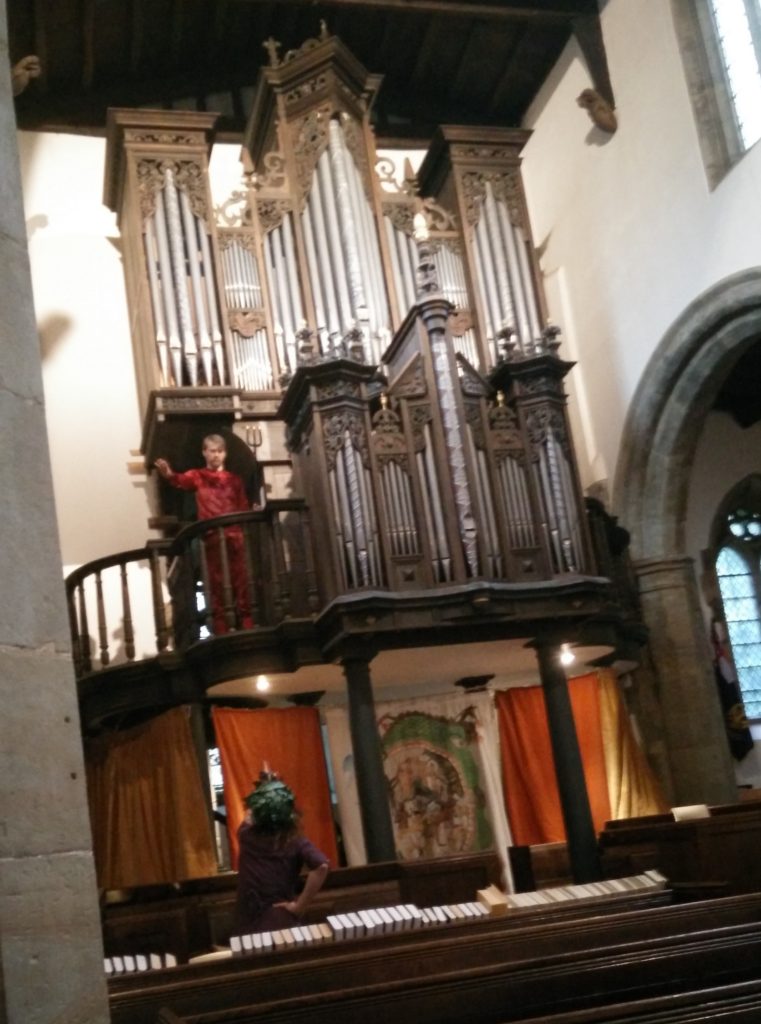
[[534, 642, 602, 883], [342, 658, 396, 862], [635, 556, 736, 805], [0, 24, 110, 1024]]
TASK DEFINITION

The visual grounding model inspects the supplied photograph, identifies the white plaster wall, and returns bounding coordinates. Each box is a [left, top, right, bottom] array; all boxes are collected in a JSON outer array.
[[19, 131, 150, 568], [521, 0, 761, 493]]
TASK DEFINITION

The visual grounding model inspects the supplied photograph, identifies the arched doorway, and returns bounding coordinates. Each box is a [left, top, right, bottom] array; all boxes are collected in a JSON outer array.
[[613, 268, 761, 805]]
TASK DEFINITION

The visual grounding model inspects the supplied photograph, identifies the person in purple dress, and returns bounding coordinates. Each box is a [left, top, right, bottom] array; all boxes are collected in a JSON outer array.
[[235, 770, 330, 935]]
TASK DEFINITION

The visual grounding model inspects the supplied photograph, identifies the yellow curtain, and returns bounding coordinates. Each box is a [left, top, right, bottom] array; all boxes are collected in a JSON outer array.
[[597, 668, 669, 819], [86, 706, 218, 890], [212, 706, 338, 869]]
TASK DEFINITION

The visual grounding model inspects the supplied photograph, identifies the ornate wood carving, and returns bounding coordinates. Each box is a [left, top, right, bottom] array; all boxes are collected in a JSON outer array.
[[137, 158, 208, 221], [323, 409, 369, 470], [460, 169, 523, 228]]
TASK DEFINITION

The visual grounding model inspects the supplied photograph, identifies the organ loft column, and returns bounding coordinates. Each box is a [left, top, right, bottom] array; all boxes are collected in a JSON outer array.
[[342, 656, 396, 862], [533, 640, 603, 884]]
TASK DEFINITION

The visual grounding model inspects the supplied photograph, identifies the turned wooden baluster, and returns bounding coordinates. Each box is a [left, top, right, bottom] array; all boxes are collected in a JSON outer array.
[[149, 547, 170, 652], [76, 581, 92, 674], [95, 570, 109, 667], [120, 561, 136, 662]]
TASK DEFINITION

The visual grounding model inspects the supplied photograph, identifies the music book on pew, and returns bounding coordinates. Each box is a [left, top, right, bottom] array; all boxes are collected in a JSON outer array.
[[476, 884, 509, 916]]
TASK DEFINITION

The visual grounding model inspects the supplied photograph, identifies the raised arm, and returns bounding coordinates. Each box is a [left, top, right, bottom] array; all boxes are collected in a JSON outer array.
[[154, 458, 173, 479]]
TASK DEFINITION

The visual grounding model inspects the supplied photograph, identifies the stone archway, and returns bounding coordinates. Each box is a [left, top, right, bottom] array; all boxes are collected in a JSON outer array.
[[613, 268, 761, 805]]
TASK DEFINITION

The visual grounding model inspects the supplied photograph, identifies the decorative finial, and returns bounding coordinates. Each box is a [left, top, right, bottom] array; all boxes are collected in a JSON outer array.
[[263, 37, 281, 67], [319, 19, 330, 40], [496, 390, 505, 407]]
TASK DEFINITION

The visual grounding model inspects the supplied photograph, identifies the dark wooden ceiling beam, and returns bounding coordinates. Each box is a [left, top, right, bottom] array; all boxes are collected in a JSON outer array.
[[32, 0, 49, 95], [232, 0, 597, 25], [82, 0, 96, 89], [130, 0, 145, 76]]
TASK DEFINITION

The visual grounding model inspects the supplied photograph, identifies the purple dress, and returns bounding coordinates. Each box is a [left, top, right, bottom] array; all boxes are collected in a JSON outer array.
[[235, 824, 328, 933]]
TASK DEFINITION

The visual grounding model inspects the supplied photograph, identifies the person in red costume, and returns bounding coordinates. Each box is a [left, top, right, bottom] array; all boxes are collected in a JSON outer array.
[[155, 434, 255, 634]]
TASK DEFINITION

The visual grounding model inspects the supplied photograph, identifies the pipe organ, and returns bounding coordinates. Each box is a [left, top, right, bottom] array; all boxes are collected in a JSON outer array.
[[103, 27, 591, 598]]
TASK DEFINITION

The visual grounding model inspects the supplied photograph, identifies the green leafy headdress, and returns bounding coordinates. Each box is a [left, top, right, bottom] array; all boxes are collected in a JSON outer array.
[[245, 769, 296, 833]]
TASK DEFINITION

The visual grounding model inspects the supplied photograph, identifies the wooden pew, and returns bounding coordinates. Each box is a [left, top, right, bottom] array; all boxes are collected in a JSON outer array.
[[515, 977, 761, 1022], [599, 799, 761, 895], [107, 889, 761, 1024], [101, 852, 503, 963]]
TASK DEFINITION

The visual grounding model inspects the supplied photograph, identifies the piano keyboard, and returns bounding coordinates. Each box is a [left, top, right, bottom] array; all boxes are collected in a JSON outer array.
[[504, 870, 667, 911]]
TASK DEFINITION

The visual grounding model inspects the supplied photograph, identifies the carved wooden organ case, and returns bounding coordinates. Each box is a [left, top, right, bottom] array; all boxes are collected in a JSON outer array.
[[103, 29, 591, 601]]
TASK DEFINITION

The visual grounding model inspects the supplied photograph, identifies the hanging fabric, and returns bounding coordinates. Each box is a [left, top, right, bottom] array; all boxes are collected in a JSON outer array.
[[85, 706, 217, 889], [324, 690, 512, 884], [212, 705, 338, 869], [496, 673, 611, 845]]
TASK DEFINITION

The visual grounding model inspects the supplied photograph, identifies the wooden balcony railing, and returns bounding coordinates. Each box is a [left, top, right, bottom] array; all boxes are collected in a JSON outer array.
[[65, 501, 318, 679], [66, 497, 640, 683]]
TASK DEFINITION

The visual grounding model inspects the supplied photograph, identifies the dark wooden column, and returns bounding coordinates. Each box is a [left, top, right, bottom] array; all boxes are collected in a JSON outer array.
[[534, 640, 602, 883], [342, 656, 396, 862]]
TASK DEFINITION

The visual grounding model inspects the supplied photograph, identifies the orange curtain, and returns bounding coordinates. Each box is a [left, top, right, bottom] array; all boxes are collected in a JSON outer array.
[[496, 672, 612, 845], [597, 668, 669, 819], [85, 706, 218, 889], [212, 706, 338, 869]]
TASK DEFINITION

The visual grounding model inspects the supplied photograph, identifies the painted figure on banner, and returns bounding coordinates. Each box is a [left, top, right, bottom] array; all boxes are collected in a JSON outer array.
[[380, 706, 494, 860]]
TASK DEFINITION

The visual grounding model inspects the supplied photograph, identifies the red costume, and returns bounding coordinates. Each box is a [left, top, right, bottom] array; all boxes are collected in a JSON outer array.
[[166, 468, 253, 633]]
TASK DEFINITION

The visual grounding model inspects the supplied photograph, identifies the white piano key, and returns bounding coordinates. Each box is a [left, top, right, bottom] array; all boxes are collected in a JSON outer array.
[[397, 905, 412, 928], [149, 952, 163, 970], [450, 904, 466, 919], [309, 923, 324, 941], [164, 953, 177, 968], [103, 958, 113, 975], [261, 932, 273, 951], [135, 954, 148, 972], [111, 956, 124, 974], [241, 933, 254, 953], [123, 955, 136, 973], [271, 930, 285, 948], [291, 926, 307, 944], [348, 912, 365, 936], [318, 922, 333, 941], [368, 909, 384, 931], [252, 933, 263, 951], [358, 910, 378, 935], [441, 905, 456, 921]]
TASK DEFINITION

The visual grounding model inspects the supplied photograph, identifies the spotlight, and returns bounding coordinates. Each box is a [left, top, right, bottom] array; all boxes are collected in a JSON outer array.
[[559, 646, 576, 667], [255, 675, 271, 692]]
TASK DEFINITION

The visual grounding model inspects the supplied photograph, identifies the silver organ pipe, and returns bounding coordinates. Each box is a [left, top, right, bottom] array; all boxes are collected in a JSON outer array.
[[418, 424, 452, 582], [464, 424, 502, 578], [533, 425, 580, 574], [263, 212, 305, 374], [301, 120, 391, 364], [435, 242, 479, 368], [328, 119, 368, 321], [219, 237, 273, 392], [143, 218, 169, 385], [150, 186, 183, 386], [498, 455, 536, 551], [328, 435, 383, 590], [470, 181, 545, 363], [197, 219, 226, 384], [162, 169, 199, 385], [180, 189, 214, 386], [301, 211, 331, 349], [383, 217, 418, 316], [430, 334, 480, 577], [316, 150, 354, 330]]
